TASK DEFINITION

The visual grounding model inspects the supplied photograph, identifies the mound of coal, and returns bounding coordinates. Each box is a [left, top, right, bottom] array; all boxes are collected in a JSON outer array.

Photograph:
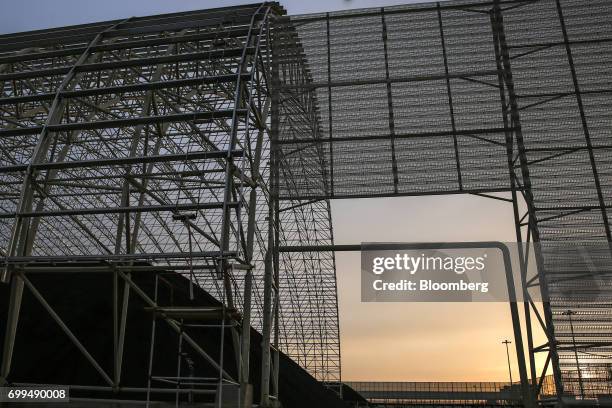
[[0, 266, 347, 407]]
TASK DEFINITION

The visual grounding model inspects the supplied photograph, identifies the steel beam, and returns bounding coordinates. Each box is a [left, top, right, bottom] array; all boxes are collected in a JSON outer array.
[[0, 150, 244, 174], [0, 110, 245, 137], [437, 3, 463, 191]]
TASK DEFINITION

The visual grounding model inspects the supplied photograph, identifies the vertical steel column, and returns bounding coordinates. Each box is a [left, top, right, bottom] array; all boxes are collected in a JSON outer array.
[[437, 2, 463, 191], [240, 265, 253, 407], [261, 11, 280, 405], [500, 243, 536, 408], [515, 216, 539, 390], [489, 15, 534, 403], [234, 8, 275, 405], [381, 8, 399, 194], [240, 77, 268, 408], [490, 6, 539, 390], [219, 9, 265, 405], [272, 189, 280, 399], [145, 275, 159, 408], [260, 181, 275, 406], [490, 1, 565, 402], [498, 48, 539, 395], [271, 21, 281, 400]]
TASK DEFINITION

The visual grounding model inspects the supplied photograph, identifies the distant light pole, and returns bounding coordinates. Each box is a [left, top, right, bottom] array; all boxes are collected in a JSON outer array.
[[562, 309, 585, 399], [502, 339, 514, 386]]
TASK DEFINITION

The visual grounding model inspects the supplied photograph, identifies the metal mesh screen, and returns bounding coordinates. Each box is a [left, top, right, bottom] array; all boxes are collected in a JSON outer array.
[[276, 0, 612, 398], [277, 1, 512, 200]]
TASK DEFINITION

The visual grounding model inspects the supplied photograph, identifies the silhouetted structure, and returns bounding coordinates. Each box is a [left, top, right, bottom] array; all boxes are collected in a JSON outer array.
[[1, 0, 611, 406]]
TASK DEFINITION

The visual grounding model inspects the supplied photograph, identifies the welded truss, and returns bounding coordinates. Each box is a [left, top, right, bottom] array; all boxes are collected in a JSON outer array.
[[0, 2, 341, 405], [272, 22, 341, 382]]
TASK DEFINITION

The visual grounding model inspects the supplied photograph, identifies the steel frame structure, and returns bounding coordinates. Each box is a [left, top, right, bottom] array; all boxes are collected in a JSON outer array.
[[275, 0, 612, 405], [1, 0, 611, 407], [0, 3, 340, 407]]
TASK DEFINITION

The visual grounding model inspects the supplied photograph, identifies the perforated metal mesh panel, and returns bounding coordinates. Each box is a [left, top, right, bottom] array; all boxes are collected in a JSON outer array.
[[277, 1, 512, 200], [275, 0, 612, 398]]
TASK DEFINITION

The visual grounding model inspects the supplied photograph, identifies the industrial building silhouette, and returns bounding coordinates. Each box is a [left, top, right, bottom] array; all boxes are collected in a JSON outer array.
[[0, 0, 611, 406]]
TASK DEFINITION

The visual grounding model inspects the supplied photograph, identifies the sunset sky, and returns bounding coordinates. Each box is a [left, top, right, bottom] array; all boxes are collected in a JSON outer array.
[[332, 194, 547, 382], [0, 0, 549, 384]]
